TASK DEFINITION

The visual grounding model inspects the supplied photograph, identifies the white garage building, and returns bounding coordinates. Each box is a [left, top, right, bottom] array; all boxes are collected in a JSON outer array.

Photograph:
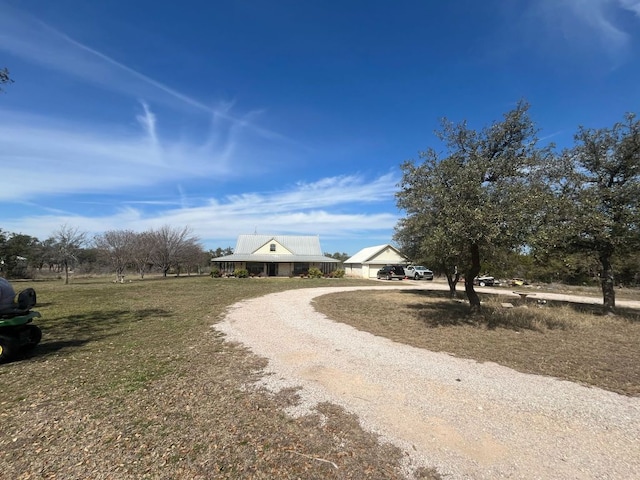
[[343, 244, 409, 279]]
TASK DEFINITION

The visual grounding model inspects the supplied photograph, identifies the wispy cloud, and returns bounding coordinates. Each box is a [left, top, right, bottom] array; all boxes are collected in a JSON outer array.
[[565, 0, 627, 49], [0, 4, 403, 251], [0, 105, 259, 201], [223, 174, 398, 213], [534, 0, 640, 63], [618, 0, 640, 17], [0, 4, 287, 141], [0, 174, 400, 246], [137, 101, 159, 149]]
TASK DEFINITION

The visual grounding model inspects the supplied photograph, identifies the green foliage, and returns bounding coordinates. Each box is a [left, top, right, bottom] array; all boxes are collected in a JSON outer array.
[[209, 246, 234, 258], [537, 113, 640, 310], [530, 250, 600, 285], [308, 267, 323, 278], [210, 267, 221, 278], [0, 232, 39, 278], [233, 268, 249, 278], [0, 67, 13, 93], [480, 251, 535, 280], [396, 100, 549, 308], [324, 252, 350, 262], [329, 269, 345, 278], [615, 251, 640, 286]]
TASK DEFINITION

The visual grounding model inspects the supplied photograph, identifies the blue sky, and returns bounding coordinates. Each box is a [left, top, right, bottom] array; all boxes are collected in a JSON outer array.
[[1, 0, 639, 255]]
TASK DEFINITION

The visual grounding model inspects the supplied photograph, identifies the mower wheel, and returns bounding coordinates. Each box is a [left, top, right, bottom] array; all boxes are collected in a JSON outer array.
[[0, 335, 18, 363], [24, 325, 42, 349]]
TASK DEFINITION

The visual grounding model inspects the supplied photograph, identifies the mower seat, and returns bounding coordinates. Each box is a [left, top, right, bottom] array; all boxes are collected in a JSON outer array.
[[0, 288, 37, 318], [17, 288, 36, 310]]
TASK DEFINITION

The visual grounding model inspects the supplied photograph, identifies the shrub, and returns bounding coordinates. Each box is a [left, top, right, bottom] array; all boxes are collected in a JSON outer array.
[[329, 269, 345, 278], [233, 269, 249, 278], [308, 267, 323, 278], [210, 268, 221, 278]]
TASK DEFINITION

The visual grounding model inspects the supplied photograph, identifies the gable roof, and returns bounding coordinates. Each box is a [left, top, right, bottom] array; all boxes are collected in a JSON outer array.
[[344, 244, 407, 265], [212, 234, 339, 263], [234, 234, 323, 255]]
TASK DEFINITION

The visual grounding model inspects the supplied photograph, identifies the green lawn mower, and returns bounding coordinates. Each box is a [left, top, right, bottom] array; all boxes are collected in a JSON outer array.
[[0, 288, 42, 363]]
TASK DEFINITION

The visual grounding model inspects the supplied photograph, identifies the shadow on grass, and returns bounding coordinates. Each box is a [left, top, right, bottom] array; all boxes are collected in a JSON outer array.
[[25, 339, 92, 358], [31, 308, 171, 358], [35, 302, 55, 307], [397, 290, 477, 327], [399, 288, 640, 330]]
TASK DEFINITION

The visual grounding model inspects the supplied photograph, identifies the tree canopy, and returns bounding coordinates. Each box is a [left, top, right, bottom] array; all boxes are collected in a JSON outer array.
[[0, 224, 206, 282], [397, 103, 640, 314], [396, 101, 551, 310], [538, 114, 640, 312], [0, 68, 13, 93]]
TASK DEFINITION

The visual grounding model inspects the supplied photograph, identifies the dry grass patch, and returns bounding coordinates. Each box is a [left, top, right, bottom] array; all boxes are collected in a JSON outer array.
[[1, 277, 438, 479], [313, 289, 640, 396]]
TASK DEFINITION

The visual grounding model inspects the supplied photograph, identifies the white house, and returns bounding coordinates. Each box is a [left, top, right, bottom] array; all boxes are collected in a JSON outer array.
[[212, 234, 339, 277], [343, 244, 409, 279]]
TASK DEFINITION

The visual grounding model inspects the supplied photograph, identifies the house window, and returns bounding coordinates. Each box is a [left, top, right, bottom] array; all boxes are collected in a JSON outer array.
[[270, 243, 276, 252]]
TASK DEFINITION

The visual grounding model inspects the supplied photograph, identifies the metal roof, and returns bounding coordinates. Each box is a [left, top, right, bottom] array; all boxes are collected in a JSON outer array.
[[234, 234, 324, 255], [213, 254, 339, 263], [343, 244, 407, 264], [212, 234, 339, 263]]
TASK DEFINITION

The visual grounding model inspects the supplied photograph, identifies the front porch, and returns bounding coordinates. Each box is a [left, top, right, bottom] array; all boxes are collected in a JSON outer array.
[[213, 260, 336, 277]]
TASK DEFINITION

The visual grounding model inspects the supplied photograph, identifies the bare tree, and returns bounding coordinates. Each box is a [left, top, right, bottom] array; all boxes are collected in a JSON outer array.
[[94, 230, 136, 282], [177, 242, 206, 276], [150, 226, 199, 277], [131, 231, 155, 279], [52, 225, 87, 284]]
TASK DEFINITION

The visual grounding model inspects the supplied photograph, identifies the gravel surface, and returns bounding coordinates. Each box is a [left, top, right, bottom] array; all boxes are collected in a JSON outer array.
[[216, 285, 640, 480]]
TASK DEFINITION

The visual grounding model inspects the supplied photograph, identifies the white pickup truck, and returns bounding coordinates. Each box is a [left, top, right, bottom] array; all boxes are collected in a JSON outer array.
[[404, 265, 434, 280]]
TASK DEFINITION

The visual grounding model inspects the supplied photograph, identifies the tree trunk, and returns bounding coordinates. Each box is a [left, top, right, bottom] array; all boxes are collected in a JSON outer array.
[[465, 243, 481, 312], [64, 261, 69, 285], [444, 264, 459, 298], [599, 250, 616, 314]]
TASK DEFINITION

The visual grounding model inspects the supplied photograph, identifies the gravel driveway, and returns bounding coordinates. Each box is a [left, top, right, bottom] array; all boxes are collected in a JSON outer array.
[[216, 285, 640, 479]]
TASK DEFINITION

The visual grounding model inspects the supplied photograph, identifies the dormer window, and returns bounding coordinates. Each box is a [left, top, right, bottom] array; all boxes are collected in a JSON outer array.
[[270, 243, 276, 252]]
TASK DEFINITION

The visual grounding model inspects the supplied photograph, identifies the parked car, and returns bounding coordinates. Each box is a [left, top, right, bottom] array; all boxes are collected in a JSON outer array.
[[510, 278, 528, 287], [376, 265, 406, 280], [404, 265, 434, 280], [473, 275, 495, 287]]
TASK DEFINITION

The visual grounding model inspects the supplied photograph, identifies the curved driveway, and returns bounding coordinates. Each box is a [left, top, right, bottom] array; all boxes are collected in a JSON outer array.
[[216, 284, 640, 479]]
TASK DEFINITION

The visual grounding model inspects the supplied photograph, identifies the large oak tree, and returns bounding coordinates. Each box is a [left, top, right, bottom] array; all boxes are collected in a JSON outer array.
[[396, 101, 549, 310], [549, 114, 640, 313]]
